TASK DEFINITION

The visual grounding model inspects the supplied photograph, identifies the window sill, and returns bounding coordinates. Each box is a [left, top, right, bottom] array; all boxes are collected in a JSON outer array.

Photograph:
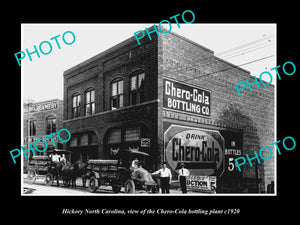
[[64, 99, 160, 123]]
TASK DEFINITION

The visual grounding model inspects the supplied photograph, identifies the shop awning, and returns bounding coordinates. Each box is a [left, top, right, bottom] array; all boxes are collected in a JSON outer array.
[[48, 148, 73, 154], [124, 149, 150, 157]]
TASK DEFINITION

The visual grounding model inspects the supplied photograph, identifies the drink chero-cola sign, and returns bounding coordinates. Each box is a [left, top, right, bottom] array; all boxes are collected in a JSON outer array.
[[163, 78, 211, 117], [164, 125, 225, 176]]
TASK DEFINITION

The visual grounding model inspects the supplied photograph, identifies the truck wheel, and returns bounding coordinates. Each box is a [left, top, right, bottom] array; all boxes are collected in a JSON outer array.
[[124, 180, 135, 194], [88, 176, 98, 193]]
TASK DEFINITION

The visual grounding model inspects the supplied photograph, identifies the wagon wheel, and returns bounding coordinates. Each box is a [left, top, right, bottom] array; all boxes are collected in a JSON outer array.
[[45, 173, 54, 186], [88, 176, 98, 193], [27, 169, 36, 184], [124, 179, 135, 194]]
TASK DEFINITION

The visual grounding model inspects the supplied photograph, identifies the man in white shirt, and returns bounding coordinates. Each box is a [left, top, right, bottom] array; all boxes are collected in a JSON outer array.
[[152, 162, 172, 194], [52, 153, 60, 163], [178, 163, 190, 194], [60, 154, 66, 165]]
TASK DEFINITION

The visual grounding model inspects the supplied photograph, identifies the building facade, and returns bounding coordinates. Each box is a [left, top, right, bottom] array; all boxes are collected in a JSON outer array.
[[63, 27, 275, 193], [23, 99, 64, 167]]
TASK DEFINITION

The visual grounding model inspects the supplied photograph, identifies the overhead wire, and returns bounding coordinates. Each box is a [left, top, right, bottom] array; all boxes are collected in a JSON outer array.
[[161, 33, 275, 78], [219, 42, 274, 61], [157, 33, 275, 86], [180, 54, 275, 83], [216, 33, 274, 57]]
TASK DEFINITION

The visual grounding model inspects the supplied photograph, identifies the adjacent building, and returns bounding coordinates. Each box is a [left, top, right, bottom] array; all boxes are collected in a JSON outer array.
[[23, 99, 64, 167], [63, 26, 275, 193]]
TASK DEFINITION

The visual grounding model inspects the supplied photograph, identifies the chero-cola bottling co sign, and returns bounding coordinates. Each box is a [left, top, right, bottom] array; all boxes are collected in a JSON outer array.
[[164, 125, 225, 176], [163, 78, 211, 117]]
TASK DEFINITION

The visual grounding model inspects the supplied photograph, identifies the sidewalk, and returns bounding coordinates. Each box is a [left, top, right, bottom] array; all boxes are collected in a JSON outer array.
[[22, 174, 206, 195]]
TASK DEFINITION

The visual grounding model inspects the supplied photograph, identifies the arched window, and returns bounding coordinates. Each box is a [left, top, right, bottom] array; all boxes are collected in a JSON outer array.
[[46, 116, 56, 134], [72, 93, 81, 118], [85, 88, 95, 116], [130, 71, 145, 105], [111, 79, 123, 110], [29, 120, 36, 136]]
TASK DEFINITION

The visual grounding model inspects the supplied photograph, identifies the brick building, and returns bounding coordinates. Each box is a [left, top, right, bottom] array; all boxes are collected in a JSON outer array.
[[63, 26, 275, 193], [23, 99, 64, 167]]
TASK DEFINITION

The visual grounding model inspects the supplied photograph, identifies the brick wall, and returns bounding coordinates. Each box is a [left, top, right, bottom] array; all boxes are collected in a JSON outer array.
[[63, 35, 159, 167], [62, 27, 275, 193], [23, 99, 63, 139], [158, 31, 275, 193]]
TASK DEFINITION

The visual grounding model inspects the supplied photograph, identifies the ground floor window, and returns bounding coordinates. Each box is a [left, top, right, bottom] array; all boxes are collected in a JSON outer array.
[[72, 146, 98, 163], [104, 125, 151, 168], [67, 131, 98, 163]]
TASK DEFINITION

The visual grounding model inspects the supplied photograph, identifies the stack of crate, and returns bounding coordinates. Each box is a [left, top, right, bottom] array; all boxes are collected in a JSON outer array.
[[87, 160, 119, 179], [29, 156, 51, 172]]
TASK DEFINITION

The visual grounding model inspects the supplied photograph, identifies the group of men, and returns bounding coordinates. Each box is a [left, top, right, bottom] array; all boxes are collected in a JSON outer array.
[[50, 153, 67, 164], [152, 162, 190, 194], [131, 159, 190, 194]]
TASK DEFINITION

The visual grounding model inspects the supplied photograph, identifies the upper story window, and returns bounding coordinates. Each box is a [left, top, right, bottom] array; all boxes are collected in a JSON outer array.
[[46, 116, 56, 134], [111, 79, 123, 110], [29, 120, 36, 136], [130, 72, 145, 105], [85, 89, 95, 116], [72, 93, 81, 118]]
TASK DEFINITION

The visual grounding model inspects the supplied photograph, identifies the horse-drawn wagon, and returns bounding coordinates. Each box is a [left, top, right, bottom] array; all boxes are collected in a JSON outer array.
[[26, 148, 159, 194], [26, 149, 73, 186]]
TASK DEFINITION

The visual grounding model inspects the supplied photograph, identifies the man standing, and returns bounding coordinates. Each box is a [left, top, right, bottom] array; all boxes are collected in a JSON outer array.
[[52, 152, 60, 162], [152, 162, 172, 194], [178, 163, 189, 194], [60, 154, 66, 165]]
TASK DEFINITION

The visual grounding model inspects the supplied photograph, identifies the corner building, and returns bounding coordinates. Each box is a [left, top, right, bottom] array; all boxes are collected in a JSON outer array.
[[63, 26, 275, 193]]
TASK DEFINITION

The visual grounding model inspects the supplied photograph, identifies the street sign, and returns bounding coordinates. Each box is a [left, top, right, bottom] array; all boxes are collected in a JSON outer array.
[[141, 138, 150, 147]]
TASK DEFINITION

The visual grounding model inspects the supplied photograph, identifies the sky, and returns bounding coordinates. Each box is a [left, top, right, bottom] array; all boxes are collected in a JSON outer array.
[[21, 24, 276, 103]]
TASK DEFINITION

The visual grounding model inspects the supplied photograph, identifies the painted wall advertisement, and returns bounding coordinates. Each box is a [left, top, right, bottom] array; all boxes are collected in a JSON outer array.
[[29, 101, 58, 112], [219, 130, 243, 181], [164, 124, 225, 177], [163, 78, 211, 117]]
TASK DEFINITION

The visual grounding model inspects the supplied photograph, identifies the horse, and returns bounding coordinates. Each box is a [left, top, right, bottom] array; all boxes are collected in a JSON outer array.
[[61, 162, 73, 187], [61, 161, 79, 188], [60, 161, 87, 189], [47, 161, 64, 187], [74, 161, 88, 188]]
